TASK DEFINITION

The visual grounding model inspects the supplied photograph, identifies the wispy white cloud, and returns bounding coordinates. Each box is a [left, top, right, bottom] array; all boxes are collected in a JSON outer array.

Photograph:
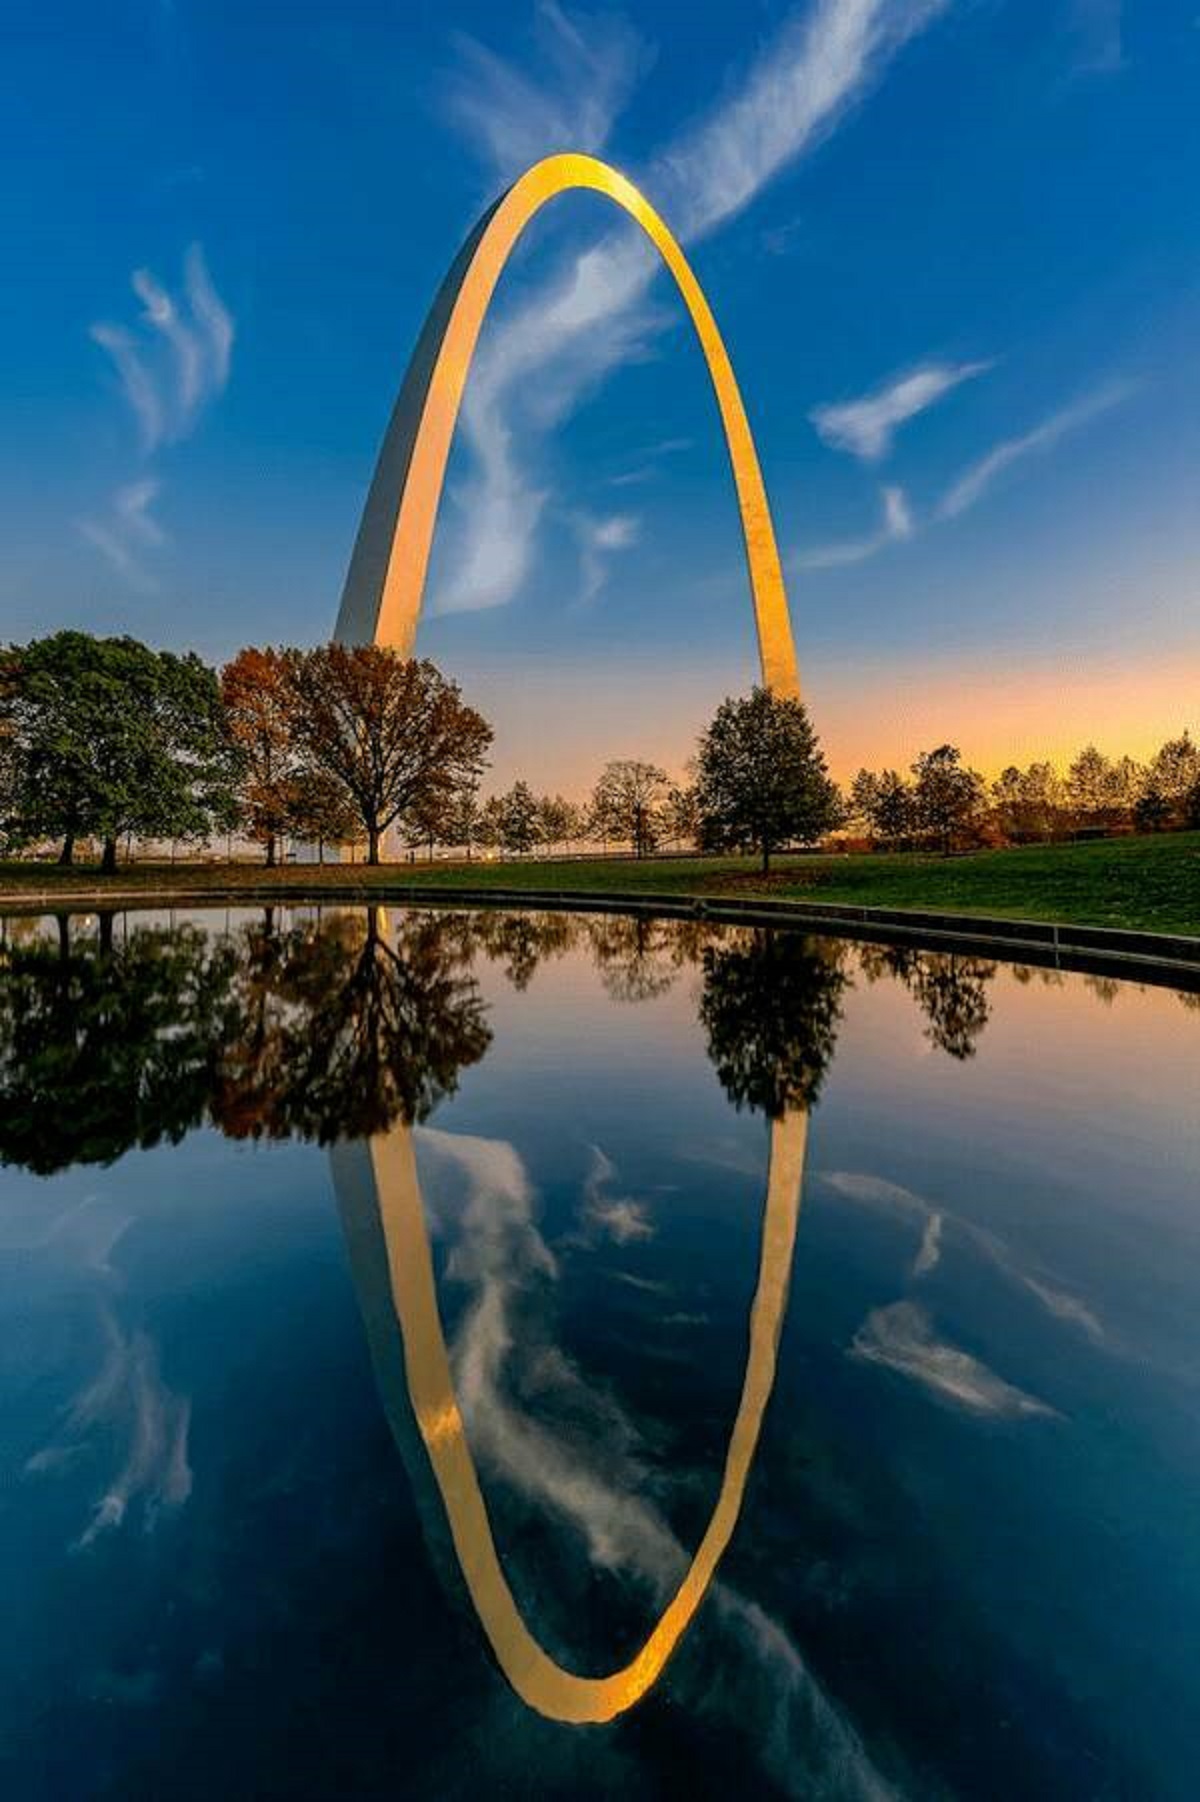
[[580, 1143, 655, 1242], [416, 1125, 894, 1799], [573, 510, 641, 606], [794, 482, 913, 568], [609, 435, 692, 486], [824, 1166, 1106, 1343], [938, 380, 1134, 519], [810, 357, 992, 462], [84, 244, 233, 583], [442, 1, 651, 186], [90, 243, 234, 453], [851, 1301, 1058, 1418], [911, 1211, 943, 1277], [432, 0, 951, 615], [25, 1305, 193, 1550], [78, 478, 165, 589], [88, 324, 163, 453]]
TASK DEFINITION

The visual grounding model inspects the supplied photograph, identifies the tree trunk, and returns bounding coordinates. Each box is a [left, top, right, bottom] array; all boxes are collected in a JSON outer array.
[[98, 911, 114, 956], [762, 840, 771, 876], [265, 833, 276, 868], [59, 832, 75, 867], [100, 835, 118, 874], [367, 825, 380, 865], [56, 913, 70, 959]]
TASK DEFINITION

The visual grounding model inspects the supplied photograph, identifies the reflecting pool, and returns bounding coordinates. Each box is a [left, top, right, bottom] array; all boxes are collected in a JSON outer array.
[[1, 905, 1197, 1798]]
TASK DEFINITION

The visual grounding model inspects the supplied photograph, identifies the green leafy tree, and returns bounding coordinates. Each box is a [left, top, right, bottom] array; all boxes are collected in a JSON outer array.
[[590, 759, 668, 858], [283, 646, 492, 865], [1145, 733, 1200, 825], [1067, 744, 1114, 826], [1, 631, 239, 869], [1134, 782, 1172, 833], [852, 767, 913, 847], [911, 744, 985, 854], [444, 778, 484, 860], [1187, 777, 1200, 830], [476, 794, 505, 854], [849, 768, 880, 834], [695, 688, 839, 874], [497, 780, 542, 855], [537, 793, 579, 855], [991, 761, 1065, 842], [663, 783, 699, 849]]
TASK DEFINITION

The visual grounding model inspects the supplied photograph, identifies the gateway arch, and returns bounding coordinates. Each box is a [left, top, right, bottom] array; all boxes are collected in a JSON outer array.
[[335, 152, 801, 700]]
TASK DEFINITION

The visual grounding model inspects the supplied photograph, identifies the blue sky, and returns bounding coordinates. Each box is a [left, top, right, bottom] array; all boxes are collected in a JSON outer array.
[[2, 0, 1197, 786]]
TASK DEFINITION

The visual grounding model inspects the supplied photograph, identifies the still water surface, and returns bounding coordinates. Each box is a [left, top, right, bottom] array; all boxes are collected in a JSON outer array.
[[0, 905, 1197, 1798]]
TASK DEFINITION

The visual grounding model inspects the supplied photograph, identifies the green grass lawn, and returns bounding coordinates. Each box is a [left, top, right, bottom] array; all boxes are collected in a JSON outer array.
[[2, 831, 1198, 936]]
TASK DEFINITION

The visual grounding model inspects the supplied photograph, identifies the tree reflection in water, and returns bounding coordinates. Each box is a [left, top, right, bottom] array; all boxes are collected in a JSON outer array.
[[212, 906, 491, 1142], [0, 906, 492, 1171], [701, 930, 849, 1114], [0, 912, 240, 1173], [856, 942, 996, 1060], [3, 905, 1166, 1184]]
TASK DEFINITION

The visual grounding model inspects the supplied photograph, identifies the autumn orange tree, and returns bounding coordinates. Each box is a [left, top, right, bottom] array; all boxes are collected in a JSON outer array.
[[283, 646, 492, 864], [221, 647, 300, 866]]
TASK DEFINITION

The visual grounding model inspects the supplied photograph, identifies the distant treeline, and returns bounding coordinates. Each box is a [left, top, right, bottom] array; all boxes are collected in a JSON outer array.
[[848, 739, 1200, 852], [1, 629, 1195, 869]]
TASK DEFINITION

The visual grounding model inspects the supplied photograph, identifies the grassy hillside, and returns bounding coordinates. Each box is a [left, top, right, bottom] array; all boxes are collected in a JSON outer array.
[[2, 832, 1198, 936]]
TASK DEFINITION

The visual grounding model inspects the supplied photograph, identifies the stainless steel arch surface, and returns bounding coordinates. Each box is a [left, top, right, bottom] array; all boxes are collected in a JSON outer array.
[[335, 152, 801, 699]]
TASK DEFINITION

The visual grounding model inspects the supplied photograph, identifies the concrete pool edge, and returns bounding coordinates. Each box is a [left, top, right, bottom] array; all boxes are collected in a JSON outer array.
[[2, 884, 1197, 990]]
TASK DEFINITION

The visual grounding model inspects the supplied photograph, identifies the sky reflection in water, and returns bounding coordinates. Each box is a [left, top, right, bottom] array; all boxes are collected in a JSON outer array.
[[0, 905, 1197, 1799]]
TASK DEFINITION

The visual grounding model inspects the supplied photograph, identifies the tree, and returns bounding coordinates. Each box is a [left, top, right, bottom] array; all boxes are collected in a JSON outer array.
[[590, 759, 667, 858], [221, 647, 299, 866], [1134, 782, 1172, 833], [991, 761, 1064, 842], [404, 787, 452, 862], [1066, 744, 1114, 826], [476, 794, 505, 854], [852, 767, 913, 848], [849, 769, 880, 835], [911, 745, 985, 854], [444, 778, 484, 860], [663, 783, 699, 849], [1145, 733, 1200, 825], [0, 631, 238, 869], [695, 688, 839, 874], [1187, 777, 1200, 830], [537, 793, 578, 856], [497, 780, 542, 855], [283, 647, 492, 865], [288, 771, 358, 863]]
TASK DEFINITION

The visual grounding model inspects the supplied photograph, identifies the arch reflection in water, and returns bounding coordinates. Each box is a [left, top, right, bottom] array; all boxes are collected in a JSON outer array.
[[330, 1108, 808, 1724]]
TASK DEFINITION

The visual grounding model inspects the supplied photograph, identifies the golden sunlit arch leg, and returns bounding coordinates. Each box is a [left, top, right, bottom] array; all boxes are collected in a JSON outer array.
[[334, 153, 801, 700]]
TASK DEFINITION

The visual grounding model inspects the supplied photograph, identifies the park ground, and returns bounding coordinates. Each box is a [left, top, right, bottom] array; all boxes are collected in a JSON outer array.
[[2, 831, 1198, 938]]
